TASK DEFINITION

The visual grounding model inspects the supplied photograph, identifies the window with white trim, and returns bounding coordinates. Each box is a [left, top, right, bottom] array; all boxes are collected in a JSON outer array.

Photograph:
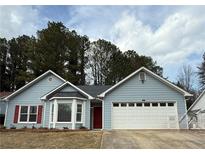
[[19, 106, 37, 122], [29, 106, 37, 122], [128, 103, 135, 107], [76, 104, 82, 122], [57, 103, 72, 122], [144, 103, 150, 107], [121, 103, 127, 107], [113, 103, 119, 107], [168, 103, 174, 106], [20, 106, 28, 122]]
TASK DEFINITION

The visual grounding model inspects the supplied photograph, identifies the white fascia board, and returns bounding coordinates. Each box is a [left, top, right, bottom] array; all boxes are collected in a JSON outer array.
[[143, 67, 193, 97], [187, 90, 205, 112], [66, 81, 94, 99], [40, 82, 68, 100], [98, 67, 144, 97], [4, 70, 66, 101], [49, 97, 88, 101], [98, 67, 192, 97], [41, 81, 94, 100], [48, 70, 66, 82]]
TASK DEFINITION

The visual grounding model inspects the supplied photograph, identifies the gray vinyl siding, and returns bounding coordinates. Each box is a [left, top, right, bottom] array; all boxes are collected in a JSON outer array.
[[44, 100, 51, 128], [60, 85, 77, 92], [5, 73, 64, 128], [103, 72, 188, 129]]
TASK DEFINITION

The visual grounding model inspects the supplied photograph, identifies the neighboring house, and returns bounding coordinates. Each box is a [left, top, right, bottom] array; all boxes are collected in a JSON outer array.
[[188, 90, 205, 129], [0, 92, 12, 124], [3, 67, 192, 129]]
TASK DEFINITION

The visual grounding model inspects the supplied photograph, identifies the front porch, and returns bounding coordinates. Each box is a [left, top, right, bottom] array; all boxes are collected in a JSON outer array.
[[46, 98, 103, 130]]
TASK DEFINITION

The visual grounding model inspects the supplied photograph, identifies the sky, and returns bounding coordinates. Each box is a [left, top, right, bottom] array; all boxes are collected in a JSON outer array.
[[0, 5, 204, 88]]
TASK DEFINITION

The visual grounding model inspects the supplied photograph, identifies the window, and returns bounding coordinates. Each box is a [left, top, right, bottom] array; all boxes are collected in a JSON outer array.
[[168, 103, 174, 107], [58, 104, 72, 122], [29, 106, 37, 122], [128, 103, 135, 107], [139, 72, 146, 82], [51, 103, 54, 122], [19, 106, 37, 122], [121, 103, 127, 107], [113, 103, 119, 107], [136, 103, 142, 107], [152, 103, 158, 107], [76, 104, 82, 122], [144, 103, 150, 107], [20, 106, 28, 122], [160, 103, 166, 107]]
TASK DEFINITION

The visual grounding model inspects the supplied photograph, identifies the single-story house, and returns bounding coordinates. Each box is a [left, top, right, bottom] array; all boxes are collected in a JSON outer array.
[[3, 67, 192, 129], [188, 90, 205, 129]]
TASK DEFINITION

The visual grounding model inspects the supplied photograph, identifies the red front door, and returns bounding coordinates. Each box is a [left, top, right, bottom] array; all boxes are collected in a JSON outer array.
[[93, 107, 102, 129]]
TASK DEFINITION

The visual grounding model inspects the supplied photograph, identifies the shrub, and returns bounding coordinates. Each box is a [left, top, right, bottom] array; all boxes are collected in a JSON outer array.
[[79, 126, 88, 130], [10, 125, 16, 129]]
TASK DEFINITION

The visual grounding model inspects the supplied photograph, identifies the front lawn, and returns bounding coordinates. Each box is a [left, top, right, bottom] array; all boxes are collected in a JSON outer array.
[[0, 129, 102, 149]]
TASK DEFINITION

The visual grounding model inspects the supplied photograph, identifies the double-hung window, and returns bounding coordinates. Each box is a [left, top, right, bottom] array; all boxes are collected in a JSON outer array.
[[20, 106, 28, 122], [29, 106, 37, 122], [19, 106, 37, 122], [76, 104, 82, 122]]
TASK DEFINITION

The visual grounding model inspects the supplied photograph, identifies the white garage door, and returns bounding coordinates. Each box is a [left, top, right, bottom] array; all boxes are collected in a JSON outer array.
[[112, 102, 179, 129]]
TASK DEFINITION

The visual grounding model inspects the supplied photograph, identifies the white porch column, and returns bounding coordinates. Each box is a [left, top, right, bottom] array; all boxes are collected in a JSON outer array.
[[43, 101, 46, 128], [83, 100, 86, 126], [72, 99, 77, 129], [53, 99, 58, 128]]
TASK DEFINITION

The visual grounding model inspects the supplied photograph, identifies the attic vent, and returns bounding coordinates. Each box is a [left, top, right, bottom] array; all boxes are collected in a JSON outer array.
[[48, 77, 53, 82], [139, 72, 146, 83]]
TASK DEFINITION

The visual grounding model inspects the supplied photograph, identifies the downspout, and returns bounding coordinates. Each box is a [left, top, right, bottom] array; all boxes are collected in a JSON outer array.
[[179, 97, 191, 125]]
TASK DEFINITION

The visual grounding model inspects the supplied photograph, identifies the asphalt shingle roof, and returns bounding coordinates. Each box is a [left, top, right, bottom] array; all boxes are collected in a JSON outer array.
[[49, 92, 86, 99], [77, 85, 112, 98]]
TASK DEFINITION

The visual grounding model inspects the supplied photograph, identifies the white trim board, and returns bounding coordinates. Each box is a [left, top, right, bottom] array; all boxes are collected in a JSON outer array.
[[4, 70, 66, 101], [41, 82, 93, 100], [98, 67, 192, 97], [49, 97, 88, 101], [187, 90, 205, 112]]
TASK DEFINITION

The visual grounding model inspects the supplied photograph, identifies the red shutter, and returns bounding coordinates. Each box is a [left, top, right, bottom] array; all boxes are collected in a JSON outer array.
[[37, 105, 43, 124], [13, 105, 19, 123]]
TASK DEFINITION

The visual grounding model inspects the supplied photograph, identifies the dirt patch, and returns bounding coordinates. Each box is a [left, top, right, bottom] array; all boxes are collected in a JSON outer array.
[[0, 130, 102, 149]]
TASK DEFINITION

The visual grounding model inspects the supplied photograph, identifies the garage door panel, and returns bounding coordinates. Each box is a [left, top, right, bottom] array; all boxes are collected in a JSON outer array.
[[112, 102, 179, 129]]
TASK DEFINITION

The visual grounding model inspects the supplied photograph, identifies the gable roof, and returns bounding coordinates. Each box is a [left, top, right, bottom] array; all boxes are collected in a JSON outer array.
[[188, 90, 205, 112], [4, 70, 66, 101], [98, 67, 192, 97], [77, 85, 112, 98], [41, 82, 94, 100]]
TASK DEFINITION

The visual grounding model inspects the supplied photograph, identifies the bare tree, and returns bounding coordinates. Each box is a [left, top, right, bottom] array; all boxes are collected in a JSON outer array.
[[177, 64, 195, 92]]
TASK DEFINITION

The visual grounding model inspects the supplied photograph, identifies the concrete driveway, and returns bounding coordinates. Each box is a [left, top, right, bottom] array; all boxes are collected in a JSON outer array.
[[101, 130, 205, 149]]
